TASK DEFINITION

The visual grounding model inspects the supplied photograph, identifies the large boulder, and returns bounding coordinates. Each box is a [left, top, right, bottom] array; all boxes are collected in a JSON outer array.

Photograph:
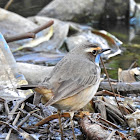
[[38, 0, 106, 23], [0, 8, 38, 51], [37, 0, 130, 24], [0, 0, 52, 17], [0, 8, 37, 36]]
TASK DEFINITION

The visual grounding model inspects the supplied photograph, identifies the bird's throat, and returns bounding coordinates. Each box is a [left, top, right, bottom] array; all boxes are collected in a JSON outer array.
[[95, 54, 101, 65]]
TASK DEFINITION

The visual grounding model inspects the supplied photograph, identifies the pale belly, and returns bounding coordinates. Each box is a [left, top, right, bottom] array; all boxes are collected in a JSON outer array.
[[53, 80, 100, 111]]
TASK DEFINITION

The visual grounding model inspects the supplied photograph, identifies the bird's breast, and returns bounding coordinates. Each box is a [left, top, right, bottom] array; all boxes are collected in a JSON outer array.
[[53, 79, 100, 111]]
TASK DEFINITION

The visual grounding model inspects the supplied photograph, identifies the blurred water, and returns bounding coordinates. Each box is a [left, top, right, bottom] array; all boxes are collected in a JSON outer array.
[[93, 20, 140, 79]]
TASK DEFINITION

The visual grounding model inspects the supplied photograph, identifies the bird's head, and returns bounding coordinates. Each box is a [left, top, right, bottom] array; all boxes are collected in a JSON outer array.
[[85, 44, 110, 56], [84, 43, 110, 64], [70, 40, 110, 64]]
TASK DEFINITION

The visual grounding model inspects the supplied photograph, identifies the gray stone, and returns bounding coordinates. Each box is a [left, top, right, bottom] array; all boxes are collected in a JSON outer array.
[[17, 62, 54, 84], [0, 8, 38, 51], [0, 8, 37, 37], [38, 0, 106, 23], [0, 0, 52, 17], [29, 16, 69, 52]]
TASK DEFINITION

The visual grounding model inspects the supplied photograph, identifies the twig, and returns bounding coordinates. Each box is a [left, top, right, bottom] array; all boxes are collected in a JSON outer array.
[[4, 0, 14, 10], [0, 102, 10, 132], [31, 20, 54, 34], [18, 113, 31, 128], [32, 113, 44, 120], [35, 111, 90, 126], [6, 33, 35, 43], [127, 103, 136, 112], [106, 130, 116, 140], [98, 116, 121, 130], [35, 113, 71, 126], [95, 90, 124, 97], [106, 107, 124, 124], [8, 93, 33, 120], [4, 101, 9, 115], [100, 81, 140, 92], [0, 121, 36, 140], [6, 102, 25, 140], [100, 57, 128, 125], [18, 109, 40, 128], [12, 25, 53, 52], [128, 61, 137, 70], [5, 20, 54, 43], [8, 101, 21, 120], [116, 131, 129, 140], [0, 120, 10, 132]]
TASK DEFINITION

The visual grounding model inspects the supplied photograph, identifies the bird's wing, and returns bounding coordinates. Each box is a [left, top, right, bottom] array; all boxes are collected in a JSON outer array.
[[45, 55, 100, 106]]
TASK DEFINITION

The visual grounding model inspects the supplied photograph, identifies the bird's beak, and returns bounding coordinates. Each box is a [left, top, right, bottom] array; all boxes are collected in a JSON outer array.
[[99, 48, 111, 54]]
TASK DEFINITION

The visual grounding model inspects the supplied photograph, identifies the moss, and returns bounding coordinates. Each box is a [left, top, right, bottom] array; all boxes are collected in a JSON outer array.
[[106, 43, 140, 80]]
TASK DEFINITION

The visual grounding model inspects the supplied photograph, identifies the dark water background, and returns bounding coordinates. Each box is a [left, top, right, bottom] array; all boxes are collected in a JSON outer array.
[[94, 19, 140, 79], [97, 21, 140, 79]]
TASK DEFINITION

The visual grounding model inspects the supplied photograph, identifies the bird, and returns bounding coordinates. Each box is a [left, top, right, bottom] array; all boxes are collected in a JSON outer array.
[[18, 39, 110, 139]]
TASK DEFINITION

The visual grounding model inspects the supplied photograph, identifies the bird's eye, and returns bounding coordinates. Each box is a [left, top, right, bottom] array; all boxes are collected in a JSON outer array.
[[92, 50, 97, 55]]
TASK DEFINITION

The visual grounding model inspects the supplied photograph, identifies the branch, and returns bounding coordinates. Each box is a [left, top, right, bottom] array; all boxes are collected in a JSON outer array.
[[5, 20, 54, 43], [4, 0, 14, 10], [99, 81, 140, 93]]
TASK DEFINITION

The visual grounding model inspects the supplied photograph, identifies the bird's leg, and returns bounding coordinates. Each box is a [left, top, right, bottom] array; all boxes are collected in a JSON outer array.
[[69, 111, 76, 140], [57, 110, 63, 140]]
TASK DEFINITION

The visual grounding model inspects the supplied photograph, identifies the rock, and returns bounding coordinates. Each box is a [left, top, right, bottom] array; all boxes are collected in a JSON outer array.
[[66, 31, 122, 59], [28, 16, 69, 52], [0, 8, 38, 50], [80, 116, 110, 140], [17, 62, 54, 84], [0, 0, 52, 17], [16, 52, 64, 65], [101, 0, 129, 22], [0, 8, 37, 37], [37, 0, 130, 24], [38, 0, 106, 23]]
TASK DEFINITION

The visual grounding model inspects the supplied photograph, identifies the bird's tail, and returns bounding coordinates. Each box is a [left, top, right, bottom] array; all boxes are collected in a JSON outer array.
[[17, 85, 40, 90]]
